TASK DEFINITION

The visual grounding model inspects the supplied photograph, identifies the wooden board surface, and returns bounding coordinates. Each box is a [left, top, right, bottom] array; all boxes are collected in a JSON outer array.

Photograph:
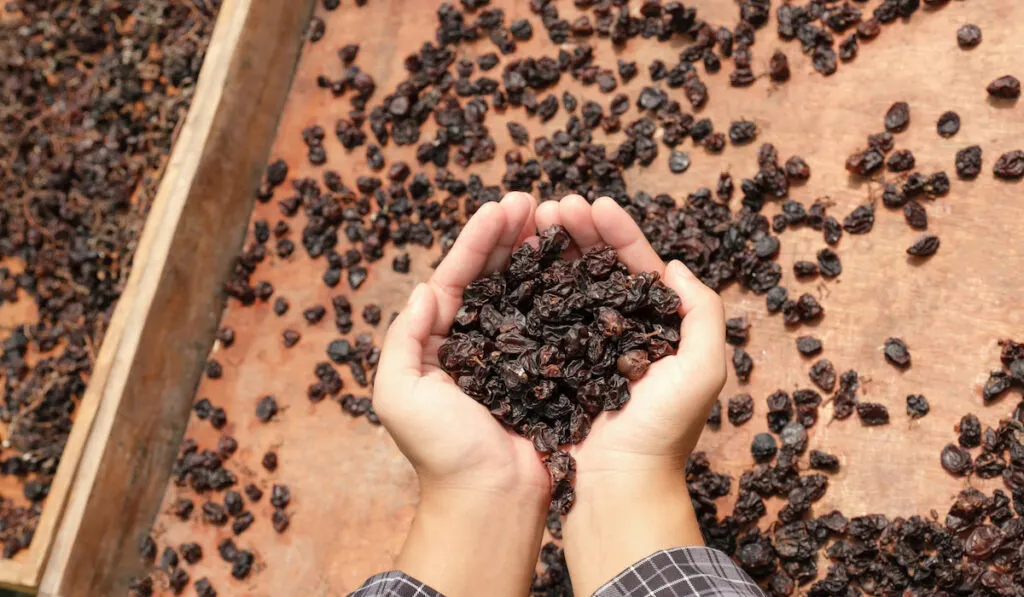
[[33, 0, 314, 595], [141, 1, 1024, 595]]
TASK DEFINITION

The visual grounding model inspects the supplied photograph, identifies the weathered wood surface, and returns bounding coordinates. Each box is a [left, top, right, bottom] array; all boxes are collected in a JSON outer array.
[[141, 0, 1024, 595], [32, 0, 314, 595]]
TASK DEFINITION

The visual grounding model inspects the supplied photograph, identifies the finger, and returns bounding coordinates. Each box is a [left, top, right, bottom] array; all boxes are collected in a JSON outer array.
[[483, 192, 536, 274], [559, 194, 604, 253], [663, 260, 727, 383], [535, 199, 562, 234], [511, 193, 538, 249], [428, 202, 507, 333], [592, 197, 664, 275], [374, 284, 437, 407], [422, 335, 445, 369]]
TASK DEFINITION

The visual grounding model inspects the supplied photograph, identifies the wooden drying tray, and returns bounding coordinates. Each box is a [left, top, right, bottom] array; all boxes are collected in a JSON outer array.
[[0, 0, 312, 593], [8, 0, 1024, 594]]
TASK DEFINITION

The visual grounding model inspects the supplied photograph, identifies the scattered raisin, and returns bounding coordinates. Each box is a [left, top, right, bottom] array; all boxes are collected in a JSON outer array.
[[936, 111, 960, 137], [884, 337, 911, 369], [906, 235, 940, 257], [906, 395, 930, 419], [884, 101, 910, 132], [956, 24, 982, 48], [986, 75, 1021, 99]]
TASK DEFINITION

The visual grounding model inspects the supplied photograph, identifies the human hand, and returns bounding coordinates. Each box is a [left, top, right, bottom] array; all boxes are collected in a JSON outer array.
[[373, 192, 549, 597], [535, 194, 727, 476], [535, 195, 727, 596]]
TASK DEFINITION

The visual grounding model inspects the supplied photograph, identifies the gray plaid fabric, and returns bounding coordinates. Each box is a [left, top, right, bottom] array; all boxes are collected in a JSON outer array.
[[348, 548, 762, 597], [350, 548, 761, 593], [594, 547, 764, 597], [349, 570, 442, 597]]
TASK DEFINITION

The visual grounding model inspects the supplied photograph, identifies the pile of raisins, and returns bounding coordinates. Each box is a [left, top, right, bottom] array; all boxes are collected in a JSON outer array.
[[439, 225, 681, 513]]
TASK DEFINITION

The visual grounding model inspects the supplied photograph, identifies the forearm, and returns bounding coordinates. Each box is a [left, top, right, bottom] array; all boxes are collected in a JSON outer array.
[[396, 485, 548, 597], [563, 469, 704, 597]]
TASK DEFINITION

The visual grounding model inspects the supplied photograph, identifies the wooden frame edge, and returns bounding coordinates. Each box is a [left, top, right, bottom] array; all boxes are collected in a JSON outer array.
[[9, 0, 314, 594]]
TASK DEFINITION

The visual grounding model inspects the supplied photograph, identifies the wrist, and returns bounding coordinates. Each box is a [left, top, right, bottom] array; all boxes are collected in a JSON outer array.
[[417, 463, 551, 502], [397, 484, 548, 597], [417, 482, 550, 526], [564, 469, 704, 597]]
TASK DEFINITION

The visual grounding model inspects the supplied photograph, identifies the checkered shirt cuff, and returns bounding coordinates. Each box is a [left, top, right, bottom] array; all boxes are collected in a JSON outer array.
[[593, 547, 764, 597], [348, 570, 443, 597]]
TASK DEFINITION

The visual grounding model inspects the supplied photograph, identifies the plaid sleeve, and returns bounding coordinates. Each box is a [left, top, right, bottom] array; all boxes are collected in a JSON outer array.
[[594, 547, 764, 597], [347, 570, 443, 597]]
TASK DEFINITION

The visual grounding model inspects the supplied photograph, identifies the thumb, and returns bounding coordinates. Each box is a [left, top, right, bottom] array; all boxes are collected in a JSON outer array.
[[662, 260, 727, 392], [374, 283, 437, 406]]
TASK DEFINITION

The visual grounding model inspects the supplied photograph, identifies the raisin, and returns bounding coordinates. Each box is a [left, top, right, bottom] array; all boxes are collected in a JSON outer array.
[[707, 400, 722, 427], [769, 50, 790, 82], [957, 413, 982, 448], [884, 337, 911, 369], [780, 422, 808, 453], [273, 509, 291, 533], [796, 336, 823, 357], [668, 150, 691, 174], [205, 360, 222, 379], [194, 578, 216, 597], [904, 201, 928, 230], [993, 150, 1024, 179], [886, 149, 915, 172], [231, 551, 254, 580], [766, 287, 788, 313], [809, 359, 837, 393], [856, 403, 890, 426], [180, 543, 202, 564], [256, 395, 279, 422], [936, 111, 960, 137], [733, 347, 754, 383], [282, 329, 301, 348], [202, 502, 228, 526], [986, 75, 1021, 99], [262, 451, 278, 471], [728, 394, 755, 426], [725, 317, 750, 346], [751, 433, 778, 462], [270, 484, 291, 509], [906, 235, 940, 257], [806, 454, 839, 478], [231, 511, 254, 535], [941, 444, 972, 476], [139, 535, 157, 562], [244, 484, 263, 503], [906, 394, 930, 419], [817, 248, 842, 278], [793, 261, 819, 279], [728, 120, 758, 145], [784, 156, 810, 181], [843, 205, 874, 234], [956, 24, 982, 48], [884, 101, 910, 132], [845, 148, 884, 176]]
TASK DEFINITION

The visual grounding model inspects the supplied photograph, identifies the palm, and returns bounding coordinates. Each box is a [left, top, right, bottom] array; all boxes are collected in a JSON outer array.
[[415, 362, 549, 491], [572, 359, 711, 469], [374, 193, 551, 495]]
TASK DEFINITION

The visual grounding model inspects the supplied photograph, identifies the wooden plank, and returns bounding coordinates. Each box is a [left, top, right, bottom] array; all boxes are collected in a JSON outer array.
[[137, 0, 1024, 595], [33, 0, 314, 595]]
